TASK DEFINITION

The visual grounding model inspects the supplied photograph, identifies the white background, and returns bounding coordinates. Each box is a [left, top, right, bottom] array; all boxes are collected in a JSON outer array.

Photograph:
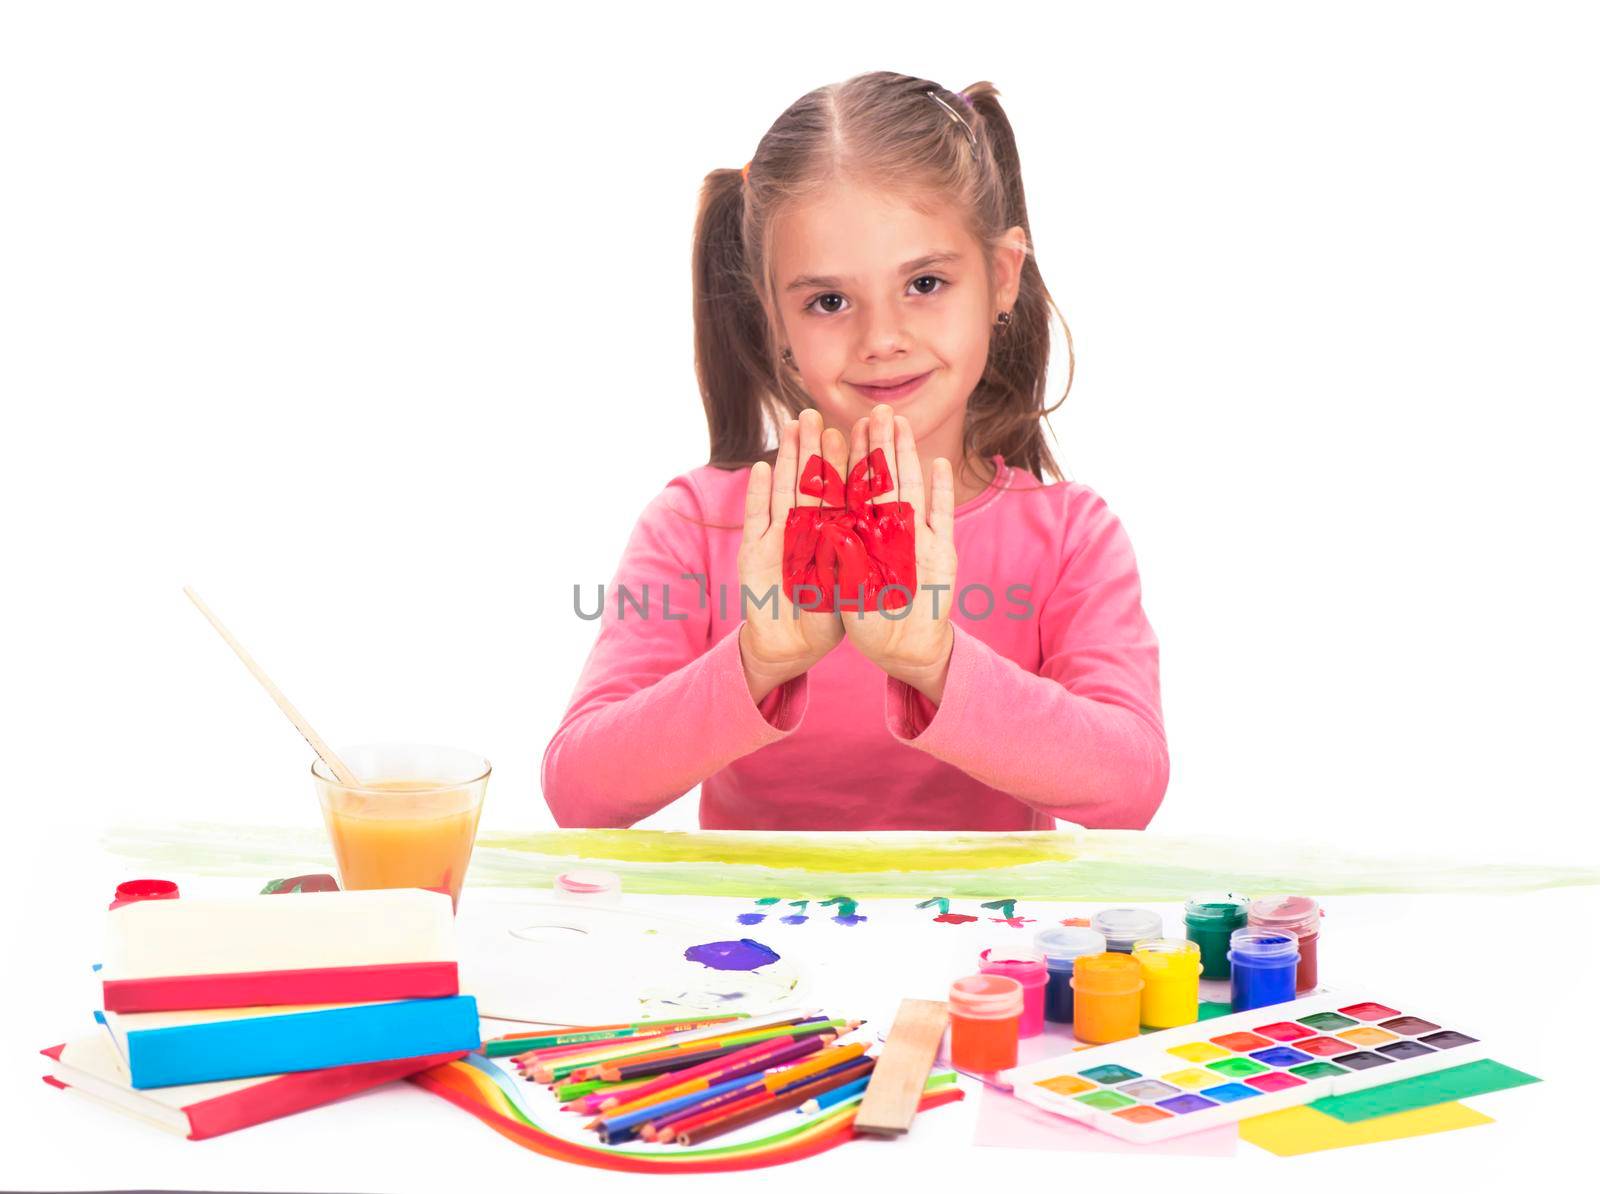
[[2, 1, 1597, 1188]]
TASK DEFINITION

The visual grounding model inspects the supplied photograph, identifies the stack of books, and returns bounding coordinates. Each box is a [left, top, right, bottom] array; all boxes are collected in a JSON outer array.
[[42, 888, 482, 1138]]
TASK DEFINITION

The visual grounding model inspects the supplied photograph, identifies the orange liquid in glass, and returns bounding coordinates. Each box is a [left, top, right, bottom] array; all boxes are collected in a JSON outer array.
[[321, 779, 482, 910]]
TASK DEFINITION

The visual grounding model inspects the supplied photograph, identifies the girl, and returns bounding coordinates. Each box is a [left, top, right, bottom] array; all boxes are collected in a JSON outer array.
[[542, 72, 1168, 831]]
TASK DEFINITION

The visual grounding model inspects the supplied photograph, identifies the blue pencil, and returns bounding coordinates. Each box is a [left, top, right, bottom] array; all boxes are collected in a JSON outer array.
[[801, 1074, 871, 1113]]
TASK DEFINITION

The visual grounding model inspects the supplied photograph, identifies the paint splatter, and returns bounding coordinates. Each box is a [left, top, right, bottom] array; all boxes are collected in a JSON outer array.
[[821, 896, 866, 926], [683, 939, 782, 971], [1060, 917, 1091, 927], [920, 896, 979, 925], [780, 900, 810, 925], [735, 912, 766, 925]]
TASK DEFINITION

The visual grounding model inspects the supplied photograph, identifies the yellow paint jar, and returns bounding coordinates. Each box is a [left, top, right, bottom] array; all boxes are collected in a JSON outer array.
[[1068, 952, 1144, 1043], [1132, 937, 1203, 1028]]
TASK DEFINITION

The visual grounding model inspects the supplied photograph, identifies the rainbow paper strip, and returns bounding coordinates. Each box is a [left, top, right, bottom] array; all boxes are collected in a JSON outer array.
[[410, 1054, 961, 1172]]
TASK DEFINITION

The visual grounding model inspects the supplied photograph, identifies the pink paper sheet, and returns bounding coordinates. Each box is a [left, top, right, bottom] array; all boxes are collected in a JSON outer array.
[[974, 1085, 1238, 1156]]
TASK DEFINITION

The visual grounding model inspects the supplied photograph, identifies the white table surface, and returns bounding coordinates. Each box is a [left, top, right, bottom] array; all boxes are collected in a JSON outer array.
[[5, 856, 1596, 1194]]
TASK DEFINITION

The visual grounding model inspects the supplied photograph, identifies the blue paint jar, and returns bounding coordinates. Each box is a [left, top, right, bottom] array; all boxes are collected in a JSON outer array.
[[1031, 926, 1107, 1023], [1227, 929, 1300, 1012]]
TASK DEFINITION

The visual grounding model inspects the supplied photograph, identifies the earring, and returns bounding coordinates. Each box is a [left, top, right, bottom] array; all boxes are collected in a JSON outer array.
[[995, 310, 1012, 333], [781, 347, 796, 368]]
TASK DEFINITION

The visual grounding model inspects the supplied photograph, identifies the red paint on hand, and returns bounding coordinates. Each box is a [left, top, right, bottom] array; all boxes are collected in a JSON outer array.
[[782, 449, 916, 612]]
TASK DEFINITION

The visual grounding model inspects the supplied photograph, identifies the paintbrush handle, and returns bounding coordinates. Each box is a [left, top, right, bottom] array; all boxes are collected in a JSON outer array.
[[182, 586, 360, 786]]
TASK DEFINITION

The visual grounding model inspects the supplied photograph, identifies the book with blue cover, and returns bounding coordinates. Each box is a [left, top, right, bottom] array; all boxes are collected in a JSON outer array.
[[99, 995, 481, 1088]]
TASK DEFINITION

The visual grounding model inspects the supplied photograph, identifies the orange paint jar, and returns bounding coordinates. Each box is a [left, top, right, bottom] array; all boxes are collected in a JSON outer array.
[[1069, 952, 1145, 1044], [948, 974, 1024, 1072]]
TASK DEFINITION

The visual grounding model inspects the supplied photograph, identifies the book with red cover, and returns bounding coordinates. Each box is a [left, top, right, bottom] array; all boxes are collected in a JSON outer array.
[[41, 1034, 465, 1139], [101, 889, 458, 1013]]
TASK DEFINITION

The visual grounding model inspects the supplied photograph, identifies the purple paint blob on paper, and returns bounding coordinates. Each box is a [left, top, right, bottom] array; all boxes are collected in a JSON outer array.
[[683, 938, 782, 971], [735, 912, 767, 925], [831, 915, 868, 927]]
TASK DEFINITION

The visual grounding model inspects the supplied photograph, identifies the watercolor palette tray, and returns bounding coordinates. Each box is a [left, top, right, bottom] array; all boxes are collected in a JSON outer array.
[[999, 990, 1485, 1144]]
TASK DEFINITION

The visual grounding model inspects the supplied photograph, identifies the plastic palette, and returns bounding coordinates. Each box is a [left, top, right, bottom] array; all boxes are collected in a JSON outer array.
[[998, 990, 1485, 1143]]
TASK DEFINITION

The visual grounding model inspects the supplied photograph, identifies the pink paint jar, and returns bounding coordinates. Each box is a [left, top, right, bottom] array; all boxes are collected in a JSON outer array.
[[948, 974, 1023, 1072], [1248, 895, 1322, 993], [978, 948, 1048, 1038]]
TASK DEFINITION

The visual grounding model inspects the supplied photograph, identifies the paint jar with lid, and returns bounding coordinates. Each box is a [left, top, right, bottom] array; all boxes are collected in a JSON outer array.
[[109, 879, 180, 911], [1032, 927, 1107, 1024], [978, 948, 1049, 1038], [1183, 893, 1250, 979], [1089, 908, 1163, 953], [948, 974, 1024, 1072], [1068, 952, 1145, 1044], [1247, 895, 1321, 992], [554, 869, 622, 906], [1131, 938, 1203, 1028], [1227, 930, 1300, 1011]]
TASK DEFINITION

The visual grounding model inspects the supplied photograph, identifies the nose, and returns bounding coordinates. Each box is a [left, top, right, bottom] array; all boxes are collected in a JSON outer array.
[[856, 301, 910, 362]]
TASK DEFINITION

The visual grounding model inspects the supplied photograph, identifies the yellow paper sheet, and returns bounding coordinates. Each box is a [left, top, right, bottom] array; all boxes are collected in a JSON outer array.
[[1239, 1102, 1492, 1156]]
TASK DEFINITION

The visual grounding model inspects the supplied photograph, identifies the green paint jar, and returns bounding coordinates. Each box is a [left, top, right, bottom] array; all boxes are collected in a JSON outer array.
[[1184, 893, 1250, 979]]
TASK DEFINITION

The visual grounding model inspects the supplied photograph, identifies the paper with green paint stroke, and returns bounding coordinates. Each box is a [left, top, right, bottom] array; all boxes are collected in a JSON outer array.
[[1307, 1059, 1539, 1123], [101, 825, 1600, 899]]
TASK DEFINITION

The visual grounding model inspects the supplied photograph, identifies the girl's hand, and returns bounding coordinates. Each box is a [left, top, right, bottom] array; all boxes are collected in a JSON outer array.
[[840, 406, 958, 701], [737, 409, 846, 702]]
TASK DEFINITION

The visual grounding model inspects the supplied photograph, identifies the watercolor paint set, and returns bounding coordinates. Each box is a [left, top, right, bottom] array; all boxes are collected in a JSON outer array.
[[1000, 990, 1484, 1144]]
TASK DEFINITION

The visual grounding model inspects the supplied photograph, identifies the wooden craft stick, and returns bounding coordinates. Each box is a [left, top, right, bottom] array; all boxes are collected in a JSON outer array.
[[182, 586, 360, 786], [851, 998, 949, 1136]]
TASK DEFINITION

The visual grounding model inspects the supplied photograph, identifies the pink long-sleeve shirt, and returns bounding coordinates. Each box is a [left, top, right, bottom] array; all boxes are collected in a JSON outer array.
[[542, 453, 1168, 830]]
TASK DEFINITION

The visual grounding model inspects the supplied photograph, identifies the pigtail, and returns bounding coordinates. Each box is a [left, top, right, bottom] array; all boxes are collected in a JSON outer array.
[[692, 167, 781, 471], [958, 82, 1074, 487]]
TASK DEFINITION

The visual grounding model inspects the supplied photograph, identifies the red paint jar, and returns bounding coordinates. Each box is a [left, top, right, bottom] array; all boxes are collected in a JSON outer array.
[[948, 974, 1023, 1072], [1248, 895, 1321, 993], [109, 879, 180, 910]]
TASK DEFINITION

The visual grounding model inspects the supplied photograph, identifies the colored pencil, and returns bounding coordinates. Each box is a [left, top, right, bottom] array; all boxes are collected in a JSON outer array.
[[584, 1034, 833, 1124], [604, 1037, 840, 1141], [640, 1050, 868, 1141], [553, 1077, 650, 1103], [498, 1026, 684, 1063], [800, 1074, 871, 1113], [592, 1041, 754, 1082], [522, 1008, 812, 1068], [653, 1055, 872, 1142], [484, 1014, 744, 1053], [538, 1012, 825, 1082], [674, 1059, 877, 1145], [571, 1018, 840, 1084], [507, 1015, 765, 1067]]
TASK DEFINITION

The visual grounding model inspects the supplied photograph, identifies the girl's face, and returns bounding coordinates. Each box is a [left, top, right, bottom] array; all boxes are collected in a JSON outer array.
[[768, 181, 1025, 453]]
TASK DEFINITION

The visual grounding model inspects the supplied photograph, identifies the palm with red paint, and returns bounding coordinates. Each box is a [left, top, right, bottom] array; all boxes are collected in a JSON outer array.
[[838, 406, 958, 695], [737, 409, 846, 696]]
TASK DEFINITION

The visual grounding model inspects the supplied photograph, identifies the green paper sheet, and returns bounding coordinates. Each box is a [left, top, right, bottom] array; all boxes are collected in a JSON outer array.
[[1308, 1059, 1539, 1123]]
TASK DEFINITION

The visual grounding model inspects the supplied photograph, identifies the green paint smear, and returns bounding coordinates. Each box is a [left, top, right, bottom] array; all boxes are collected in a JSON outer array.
[[1308, 1059, 1539, 1123], [99, 825, 1600, 900]]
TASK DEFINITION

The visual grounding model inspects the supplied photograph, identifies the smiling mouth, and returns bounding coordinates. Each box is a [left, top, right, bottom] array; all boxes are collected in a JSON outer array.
[[849, 371, 933, 400]]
